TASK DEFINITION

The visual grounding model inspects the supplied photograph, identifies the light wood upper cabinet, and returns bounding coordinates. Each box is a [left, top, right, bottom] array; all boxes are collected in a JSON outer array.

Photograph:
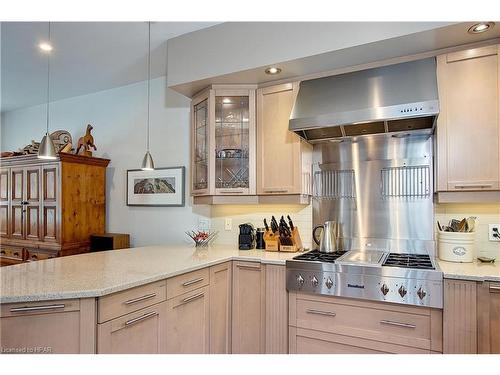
[[257, 83, 312, 195], [97, 302, 167, 354], [166, 286, 210, 354], [232, 261, 266, 354], [436, 45, 500, 191], [210, 261, 232, 354], [191, 85, 257, 197]]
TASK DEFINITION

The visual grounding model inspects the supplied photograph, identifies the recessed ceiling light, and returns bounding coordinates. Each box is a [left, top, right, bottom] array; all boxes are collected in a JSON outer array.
[[265, 67, 282, 75], [38, 42, 53, 52], [468, 22, 495, 34]]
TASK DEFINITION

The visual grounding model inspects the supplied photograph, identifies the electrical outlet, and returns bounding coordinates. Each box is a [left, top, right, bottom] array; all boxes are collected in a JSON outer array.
[[224, 218, 232, 231], [198, 219, 210, 231], [489, 224, 500, 241]]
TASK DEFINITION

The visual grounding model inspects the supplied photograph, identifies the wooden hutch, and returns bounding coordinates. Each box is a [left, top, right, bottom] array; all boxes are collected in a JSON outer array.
[[0, 153, 110, 266]]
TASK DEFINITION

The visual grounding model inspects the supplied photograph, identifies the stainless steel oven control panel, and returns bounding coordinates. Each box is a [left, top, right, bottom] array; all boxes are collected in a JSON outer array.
[[286, 267, 443, 309]]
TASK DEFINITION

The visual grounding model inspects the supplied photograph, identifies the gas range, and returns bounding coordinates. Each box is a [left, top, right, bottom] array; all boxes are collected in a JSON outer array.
[[286, 249, 443, 309]]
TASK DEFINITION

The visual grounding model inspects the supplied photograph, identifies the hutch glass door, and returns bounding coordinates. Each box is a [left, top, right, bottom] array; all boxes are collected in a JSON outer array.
[[214, 95, 250, 192], [193, 98, 209, 193]]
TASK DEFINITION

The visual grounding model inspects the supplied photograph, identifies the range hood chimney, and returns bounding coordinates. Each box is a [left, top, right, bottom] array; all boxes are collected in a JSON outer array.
[[289, 58, 439, 142]]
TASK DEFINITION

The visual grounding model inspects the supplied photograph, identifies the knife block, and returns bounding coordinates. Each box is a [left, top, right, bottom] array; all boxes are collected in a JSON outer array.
[[279, 227, 302, 253], [264, 230, 279, 252]]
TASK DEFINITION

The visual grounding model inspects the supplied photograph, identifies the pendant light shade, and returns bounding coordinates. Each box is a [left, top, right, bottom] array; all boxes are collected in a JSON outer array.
[[141, 21, 155, 170], [141, 150, 155, 170], [38, 22, 57, 160], [38, 132, 57, 159]]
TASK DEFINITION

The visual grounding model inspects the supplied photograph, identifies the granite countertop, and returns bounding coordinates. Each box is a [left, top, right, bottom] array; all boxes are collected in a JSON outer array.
[[0, 245, 297, 304], [438, 259, 500, 283]]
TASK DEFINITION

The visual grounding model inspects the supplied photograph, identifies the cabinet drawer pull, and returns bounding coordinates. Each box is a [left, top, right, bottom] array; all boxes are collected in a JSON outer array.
[[175, 292, 205, 307], [264, 190, 288, 193], [218, 190, 244, 194], [489, 284, 500, 291], [10, 304, 65, 313], [124, 311, 158, 326], [236, 264, 261, 270], [182, 277, 204, 287], [380, 319, 416, 329], [306, 309, 337, 317], [123, 293, 157, 305], [454, 184, 493, 189]]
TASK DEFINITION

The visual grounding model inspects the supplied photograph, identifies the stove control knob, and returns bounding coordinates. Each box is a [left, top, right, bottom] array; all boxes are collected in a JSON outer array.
[[311, 276, 319, 287], [297, 274, 304, 287], [380, 284, 389, 296], [398, 285, 407, 298], [417, 287, 427, 300], [325, 277, 333, 289]]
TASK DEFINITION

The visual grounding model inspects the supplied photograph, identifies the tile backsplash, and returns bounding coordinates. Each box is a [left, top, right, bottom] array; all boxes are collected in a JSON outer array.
[[435, 203, 500, 259], [210, 204, 313, 249]]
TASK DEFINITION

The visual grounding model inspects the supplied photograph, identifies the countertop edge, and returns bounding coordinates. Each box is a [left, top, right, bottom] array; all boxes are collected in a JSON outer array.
[[443, 273, 500, 282], [0, 254, 288, 304]]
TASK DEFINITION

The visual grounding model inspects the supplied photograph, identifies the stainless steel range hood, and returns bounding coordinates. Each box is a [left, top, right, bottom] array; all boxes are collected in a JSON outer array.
[[289, 58, 439, 142]]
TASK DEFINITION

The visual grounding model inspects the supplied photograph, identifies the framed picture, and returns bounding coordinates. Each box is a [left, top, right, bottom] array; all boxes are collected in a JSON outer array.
[[127, 166, 185, 207]]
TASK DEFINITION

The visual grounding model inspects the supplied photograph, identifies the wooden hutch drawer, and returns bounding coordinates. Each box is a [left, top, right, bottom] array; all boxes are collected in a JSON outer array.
[[98, 280, 167, 323], [24, 248, 58, 262], [0, 246, 24, 261]]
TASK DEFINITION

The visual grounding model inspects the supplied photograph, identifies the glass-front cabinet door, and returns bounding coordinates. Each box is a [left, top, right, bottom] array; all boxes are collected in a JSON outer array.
[[191, 92, 210, 195], [214, 88, 255, 195], [190, 86, 256, 197]]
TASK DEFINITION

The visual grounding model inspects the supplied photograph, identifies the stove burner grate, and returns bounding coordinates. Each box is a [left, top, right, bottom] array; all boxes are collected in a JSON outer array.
[[383, 253, 434, 270], [293, 250, 347, 263]]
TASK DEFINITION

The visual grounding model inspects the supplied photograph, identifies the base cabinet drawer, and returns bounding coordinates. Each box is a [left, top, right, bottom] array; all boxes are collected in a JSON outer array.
[[289, 327, 430, 354], [166, 286, 210, 354], [290, 292, 442, 353], [97, 302, 167, 354], [0, 299, 95, 354], [98, 280, 167, 323]]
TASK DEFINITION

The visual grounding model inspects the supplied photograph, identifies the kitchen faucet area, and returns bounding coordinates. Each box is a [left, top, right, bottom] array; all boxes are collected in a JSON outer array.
[[1, 1, 500, 373]]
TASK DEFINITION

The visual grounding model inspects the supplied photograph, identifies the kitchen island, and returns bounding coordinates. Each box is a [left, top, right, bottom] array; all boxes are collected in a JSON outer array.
[[0, 245, 294, 354], [0, 245, 295, 303]]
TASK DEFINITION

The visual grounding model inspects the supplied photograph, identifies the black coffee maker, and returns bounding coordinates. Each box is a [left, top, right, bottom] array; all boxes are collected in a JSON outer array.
[[238, 223, 255, 250]]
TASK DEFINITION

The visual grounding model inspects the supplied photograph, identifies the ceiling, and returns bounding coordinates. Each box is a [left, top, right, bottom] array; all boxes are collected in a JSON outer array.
[[0, 22, 219, 112]]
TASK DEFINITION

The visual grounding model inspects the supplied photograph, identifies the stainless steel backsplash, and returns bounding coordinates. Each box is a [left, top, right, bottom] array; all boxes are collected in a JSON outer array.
[[312, 133, 435, 256]]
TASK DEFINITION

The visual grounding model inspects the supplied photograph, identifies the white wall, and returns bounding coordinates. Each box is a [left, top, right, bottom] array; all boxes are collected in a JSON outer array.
[[1, 76, 211, 247], [167, 22, 452, 87]]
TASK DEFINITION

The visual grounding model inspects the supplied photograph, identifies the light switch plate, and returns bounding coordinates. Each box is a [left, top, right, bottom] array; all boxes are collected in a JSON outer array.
[[489, 224, 500, 241], [225, 218, 232, 231]]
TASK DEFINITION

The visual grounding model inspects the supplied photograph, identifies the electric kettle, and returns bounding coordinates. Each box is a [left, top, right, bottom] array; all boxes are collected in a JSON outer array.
[[313, 221, 338, 253]]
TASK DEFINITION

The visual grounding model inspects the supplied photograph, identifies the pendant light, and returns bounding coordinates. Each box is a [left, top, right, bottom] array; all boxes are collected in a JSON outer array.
[[38, 22, 57, 160], [141, 21, 155, 170]]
